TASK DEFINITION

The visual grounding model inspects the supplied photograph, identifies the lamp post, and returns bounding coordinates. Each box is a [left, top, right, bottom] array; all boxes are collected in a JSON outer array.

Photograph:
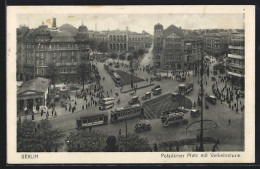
[[199, 45, 205, 152]]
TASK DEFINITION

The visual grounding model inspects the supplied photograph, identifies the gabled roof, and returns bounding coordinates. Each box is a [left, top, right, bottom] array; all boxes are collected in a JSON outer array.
[[163, 25, 184, 38], [17, 77, 51, 95]]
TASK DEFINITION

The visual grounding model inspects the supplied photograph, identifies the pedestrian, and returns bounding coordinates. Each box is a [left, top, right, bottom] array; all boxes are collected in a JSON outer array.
[[228, 118, 231, 125], [82, 105, 84, 110], [41, 109, 43, 116], [75, 101, 77, 105], [212, 145, 216, 152], [46, 111, 49, 119], [65, 105, 67, 111], [119, 129, 121, 135], [54, 111, 57, 117], [231, 105, 233, 110], [153, 142, 158, 152], [52, 109, 54, 116], [32, 112, 34, 121], [176, 145, 179, 152], [86, 104, 88, 109]]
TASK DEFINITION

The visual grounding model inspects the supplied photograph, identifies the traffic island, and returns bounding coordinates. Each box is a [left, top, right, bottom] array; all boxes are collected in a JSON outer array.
[[142, 93, 193, 119]]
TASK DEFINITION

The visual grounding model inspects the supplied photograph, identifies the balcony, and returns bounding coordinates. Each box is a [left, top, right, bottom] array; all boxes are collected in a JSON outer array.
[[227, 71, 244, 78], [228, 45, 244, 50], [228, 54, 244, 60]]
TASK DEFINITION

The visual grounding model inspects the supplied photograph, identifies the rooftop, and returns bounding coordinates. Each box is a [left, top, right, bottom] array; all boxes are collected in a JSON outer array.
[[17, 77, 51, 95]]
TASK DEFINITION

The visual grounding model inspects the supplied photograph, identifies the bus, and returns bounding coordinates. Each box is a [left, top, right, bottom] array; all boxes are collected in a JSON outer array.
[[99, 98, 114, 110], [171, 92, 179, 102], [110, 104, 144, 123], [178, 83, 194, 95], [161, 112, 188, 127], [76, 112, 108, 129]]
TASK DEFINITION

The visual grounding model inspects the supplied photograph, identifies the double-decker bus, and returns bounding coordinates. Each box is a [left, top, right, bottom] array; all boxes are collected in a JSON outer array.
[[76, 112, 108, 129], [110, 104, 144, 123], [161, 112, 188, 127], [99, 98, 114, 110]]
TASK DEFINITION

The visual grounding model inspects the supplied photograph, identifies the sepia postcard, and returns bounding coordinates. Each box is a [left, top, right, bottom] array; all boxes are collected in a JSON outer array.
[[7, 5, 255, 164]]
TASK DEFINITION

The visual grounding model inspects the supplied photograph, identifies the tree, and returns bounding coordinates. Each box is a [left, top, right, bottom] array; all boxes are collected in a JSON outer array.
[[128, 46, 135, 53], [119, 52, 126, 62], [117, 134, 152, 152], [17, 119, 64, 152], [66, 130, 107, 152], [89, 40, 98, 54], [46, 63, 59, 88], [133, 51, 139, 60], [77, 62, 92, 90], [138, 48, 145, 57], [97, 42, 108, 54], [109, 52, 118, 60], [104, 135, 119, 152], [127, 54, 133, 61]]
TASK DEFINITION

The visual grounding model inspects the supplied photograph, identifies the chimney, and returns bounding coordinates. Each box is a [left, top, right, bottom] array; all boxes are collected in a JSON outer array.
[[52, 18, 57, 28]]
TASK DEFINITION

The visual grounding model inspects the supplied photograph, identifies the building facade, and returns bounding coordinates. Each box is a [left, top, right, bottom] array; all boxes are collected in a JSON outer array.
[[17, 18, 152, 82], [227, 33, 245, 90], [204, 32, 229, 58], [184, 38, 203, 70]]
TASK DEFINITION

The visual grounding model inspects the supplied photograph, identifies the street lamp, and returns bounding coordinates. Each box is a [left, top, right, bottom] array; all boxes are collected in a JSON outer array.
[[199, 43, 205, 152]]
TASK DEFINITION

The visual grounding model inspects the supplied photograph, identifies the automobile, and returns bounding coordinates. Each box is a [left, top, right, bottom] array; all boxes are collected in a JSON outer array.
[[151, 84, 160, 92], [177, 77, 186, 82], [128, 96, 140, 105], [205, 95, 217, 105], [61, 100, 70, 107], [135, 120, 151, 133], [213, 70, 218, 75], [190, 109, 200, 118], [239, 90, 245, 98], [153, 88, 162, 96], [142, 92, 152, 100]]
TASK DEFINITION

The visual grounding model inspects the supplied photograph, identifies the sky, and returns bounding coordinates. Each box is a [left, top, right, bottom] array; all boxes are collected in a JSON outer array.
[[17, 13, 244, 34]]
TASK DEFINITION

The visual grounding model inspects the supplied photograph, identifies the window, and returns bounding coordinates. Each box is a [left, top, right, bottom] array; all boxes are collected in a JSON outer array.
[[36, 53, 39, 57], [41, 53, 44, 57], [36, 69, 39, 74], [41, 69, 44, 75], [53, 60, 56, 63], [36, 60, 39, 65]]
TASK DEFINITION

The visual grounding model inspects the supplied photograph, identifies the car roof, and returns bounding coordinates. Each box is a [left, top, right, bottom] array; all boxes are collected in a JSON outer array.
[[155, 88, 161, 90], [146, 92, 151, 94], [132, 96, 138, 98], [209, 95, 216, 98]]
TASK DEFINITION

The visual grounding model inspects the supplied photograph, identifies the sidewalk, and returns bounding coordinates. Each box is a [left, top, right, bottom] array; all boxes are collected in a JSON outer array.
[[19, 90, 101, 122]]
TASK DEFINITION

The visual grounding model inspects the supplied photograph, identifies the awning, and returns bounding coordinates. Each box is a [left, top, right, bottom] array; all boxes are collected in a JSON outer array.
[[17, 93, 45, 100], [228, 54, 244, 60], [227, 71, 244, 78]]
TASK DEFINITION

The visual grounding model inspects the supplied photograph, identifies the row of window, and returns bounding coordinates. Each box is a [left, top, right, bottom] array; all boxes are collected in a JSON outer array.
[[116, 108, 141, 117], [60, 67, 76, 73], [82, 117, 104, 123], [166, 55, 182, 60], [36, 51, 77, 57], [129, 37, 144, 41], [165, 44, 182, 48], [230, 41, 244, 47], [165, 38, 181, 42], [229, 49, 244, 56], [36, 43, 80, 50], [109, 35, 127, 42]]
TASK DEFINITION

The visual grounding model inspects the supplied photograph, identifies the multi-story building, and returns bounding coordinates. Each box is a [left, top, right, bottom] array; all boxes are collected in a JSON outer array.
[[153, 23, 186, 70], [17, 18, 152, 82], [17, 19, 89, 83], [204, 30, 229, 58], [227, 33, 245, 90], [184, 38, 203, 70]]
